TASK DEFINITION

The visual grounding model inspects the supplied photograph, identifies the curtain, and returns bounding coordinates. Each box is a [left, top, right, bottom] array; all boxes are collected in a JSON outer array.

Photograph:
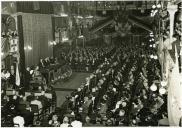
[[21, 13, 53, 67]]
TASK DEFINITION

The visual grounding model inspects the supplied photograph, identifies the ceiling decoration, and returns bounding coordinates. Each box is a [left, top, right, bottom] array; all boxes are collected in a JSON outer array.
[[1, 2, 17, 14]]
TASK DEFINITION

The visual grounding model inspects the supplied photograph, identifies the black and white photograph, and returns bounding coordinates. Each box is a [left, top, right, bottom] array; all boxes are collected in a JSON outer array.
[[1, 0, 182, 127]]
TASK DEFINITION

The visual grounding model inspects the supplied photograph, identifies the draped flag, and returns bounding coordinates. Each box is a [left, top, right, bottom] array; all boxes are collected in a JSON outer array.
[[168, 45, 182, 126], [15, 63, 20, 86]]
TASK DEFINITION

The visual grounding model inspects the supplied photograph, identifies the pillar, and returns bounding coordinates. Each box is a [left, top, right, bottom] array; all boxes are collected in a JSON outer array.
[[167, 3, 177, 49]]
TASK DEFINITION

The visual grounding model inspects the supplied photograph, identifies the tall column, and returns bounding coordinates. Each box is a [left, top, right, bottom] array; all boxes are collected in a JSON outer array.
[[167, 3, 177, 49], [180, 40, 182, 72]]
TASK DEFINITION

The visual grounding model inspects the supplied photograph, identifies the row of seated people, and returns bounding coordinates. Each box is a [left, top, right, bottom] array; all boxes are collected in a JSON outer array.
[[1, 84, 57, 127], [59, 46, 115, 72], [38, 56, 72, 84], [25, 65, 72, 88], [35, 44, 163, 127], [1, 56, 58, 90], [129, 49, 167, 126], [38, 57, 58, 69], [1, 68, 16, 90], [38, 56, 59, 84]]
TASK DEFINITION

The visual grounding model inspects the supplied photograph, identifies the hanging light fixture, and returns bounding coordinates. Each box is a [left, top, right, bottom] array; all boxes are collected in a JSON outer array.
[[153, 55, 158, 60], [24, 45, 32, 50], [150, 83, 157, 91], [159, 87, 166, 95], [161, 81, 167, 87], [62, 37, 69, 42], [102, 10, 106, 15], [60, 13, 68, 17], [102, 1, 106, 15], [150, 55, 154, 58], [86, 15, 93, 19], [157, 4, 161, 8], [78, 35, 84, 38], [53, 41, 57, 45], [152, 5, 156, 9], [60, 4, 68, 17], [50, 41, 53, 45], [27, 45, 32, 50]]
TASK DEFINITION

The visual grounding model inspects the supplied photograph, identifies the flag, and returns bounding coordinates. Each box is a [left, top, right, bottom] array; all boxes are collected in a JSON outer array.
[[168, 45, 182, 126], [15, 63, 20, 86]]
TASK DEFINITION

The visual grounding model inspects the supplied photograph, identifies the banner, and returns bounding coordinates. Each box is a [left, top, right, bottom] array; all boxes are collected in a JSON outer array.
[[15, 62, 20, 86]]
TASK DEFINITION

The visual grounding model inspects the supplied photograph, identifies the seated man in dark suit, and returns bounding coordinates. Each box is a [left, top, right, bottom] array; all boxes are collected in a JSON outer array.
[[26, 92, 34, 102], [24, 67, 32, 90], [44, 57, 50, 67], [50, 57, 55, 65], [38, 91, 50, 110], [39, 59, 46, 69], [20, 105, 34, 126], [19, 96, 30, 108]]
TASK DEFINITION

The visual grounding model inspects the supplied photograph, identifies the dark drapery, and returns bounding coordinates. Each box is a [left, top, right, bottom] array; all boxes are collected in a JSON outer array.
[[21, 13, 53, 67], [17, 15, 26, 74]]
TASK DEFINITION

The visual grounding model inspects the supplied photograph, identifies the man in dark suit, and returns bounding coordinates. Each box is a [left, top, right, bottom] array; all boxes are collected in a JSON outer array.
[[24, 67, 32, 90], [50, 57, 55, 65], [19, 96, 30, 108], [44, 57, 50, 67], [20, 106, 34, 126], [39, 59, 46, 69]]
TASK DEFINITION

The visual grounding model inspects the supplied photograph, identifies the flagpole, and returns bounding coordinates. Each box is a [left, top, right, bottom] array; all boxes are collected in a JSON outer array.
[[15, 38, 21, 88]]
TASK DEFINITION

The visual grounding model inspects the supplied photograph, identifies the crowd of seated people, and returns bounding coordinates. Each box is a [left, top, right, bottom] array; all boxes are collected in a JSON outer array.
[[38, 57, 58, 69], [1, 57, 59, 127], [1, 69, 13, 89], [38, 56, 72, 83], [1, 57, 58, 90], [59, 46, 115, 72], [129, 52, 167, 126], [1, 42, 167, 127], [1, 84, 57, 127], [33, 43, 166, 127]]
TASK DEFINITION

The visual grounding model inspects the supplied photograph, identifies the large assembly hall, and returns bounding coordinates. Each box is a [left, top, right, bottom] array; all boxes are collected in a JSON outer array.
[[1, 1, 182, 127]]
